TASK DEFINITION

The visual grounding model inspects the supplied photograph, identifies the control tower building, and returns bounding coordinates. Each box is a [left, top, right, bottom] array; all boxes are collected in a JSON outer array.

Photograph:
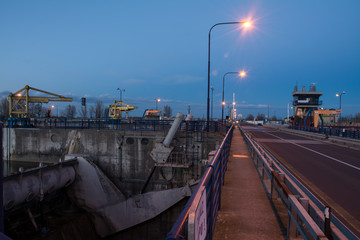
[[292, 84, 323, 126]]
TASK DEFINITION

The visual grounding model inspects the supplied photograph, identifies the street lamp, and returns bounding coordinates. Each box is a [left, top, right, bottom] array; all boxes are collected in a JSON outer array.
[[222, 71, 246, 121], [336, 91, 346, 121], [154, 98, 160, 110], [48, 105, 55, 117], [117, 88, 125, 102], [207, 21, 251, 130], [210, 86, 214, 120]]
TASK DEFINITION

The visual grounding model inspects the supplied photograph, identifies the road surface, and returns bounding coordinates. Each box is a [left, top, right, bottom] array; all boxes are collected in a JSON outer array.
[[241, 125, 360, 235]]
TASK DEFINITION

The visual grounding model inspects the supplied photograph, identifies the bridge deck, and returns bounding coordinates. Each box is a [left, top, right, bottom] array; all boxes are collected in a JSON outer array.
[[213, 126, 284, 239]]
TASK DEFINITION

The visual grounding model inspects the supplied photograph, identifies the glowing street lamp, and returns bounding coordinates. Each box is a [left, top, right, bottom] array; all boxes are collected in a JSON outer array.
[[221, 71, 246, 121], [48, 105, 55, 117], [206, 20, 251, 129], [243, 21, 251, 28], [154, 98, 161, 110], [336, 91, 346, 121]]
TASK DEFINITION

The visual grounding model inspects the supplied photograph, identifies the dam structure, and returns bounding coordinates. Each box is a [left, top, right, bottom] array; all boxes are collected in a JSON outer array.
[[1, 115, 227, 239]]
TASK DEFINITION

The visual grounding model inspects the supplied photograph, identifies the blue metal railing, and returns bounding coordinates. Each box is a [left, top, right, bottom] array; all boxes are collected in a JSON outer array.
[[6, 117, 227, 133], [166, 125, 234, 240], [290, 125, 360, 140]]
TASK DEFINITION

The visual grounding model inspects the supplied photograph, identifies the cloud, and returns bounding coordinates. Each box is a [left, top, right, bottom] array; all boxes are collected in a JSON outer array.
[[238, 103, 268, 109], [105, 71, 125, 78], [122, 78, 145, 85], [105, 71, 145, 85], [165, 75, 204, 84], [0, 91, 10, 98]]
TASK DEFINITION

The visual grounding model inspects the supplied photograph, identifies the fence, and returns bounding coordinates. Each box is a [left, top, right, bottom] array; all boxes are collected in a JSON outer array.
[[240, 125, 359, 240], [290, 125, 360, 140], [166, 124, 234, 240], [6, 117, 226, 133]]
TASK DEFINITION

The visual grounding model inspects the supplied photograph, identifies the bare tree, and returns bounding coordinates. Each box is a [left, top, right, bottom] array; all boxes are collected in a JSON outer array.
[[28, 103, 46, 117], [256, 113, 265, 121], [62, 105, 77, 119], [0, 97, 9, 121], [245, 114, 254, 121], [163, 105, 172, 118], [90, 100, 105, 118], [354, 113, 360, 122], [79, 106, 87, 118], [96, 101, 105, 118], [270, 115, 278, 121], [89, 106, 95, 118]]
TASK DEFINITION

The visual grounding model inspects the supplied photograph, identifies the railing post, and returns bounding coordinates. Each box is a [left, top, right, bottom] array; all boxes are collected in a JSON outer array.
[[324, 206, 333, 239], [287, 196, 300, 238]]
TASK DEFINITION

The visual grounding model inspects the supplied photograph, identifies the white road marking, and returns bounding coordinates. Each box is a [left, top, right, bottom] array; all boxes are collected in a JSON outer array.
[[257, 138, 323, 144], [263, 131, 360, 172]]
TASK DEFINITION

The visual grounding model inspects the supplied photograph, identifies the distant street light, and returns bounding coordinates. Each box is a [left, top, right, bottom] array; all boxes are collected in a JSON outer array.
[[336, 91, 346, 121], [117, 88, 125, 102], [154, 98, 161, 110], [222, 71, 246, 121], [207, 21, 251, 130], [48, 105, 55, 117]]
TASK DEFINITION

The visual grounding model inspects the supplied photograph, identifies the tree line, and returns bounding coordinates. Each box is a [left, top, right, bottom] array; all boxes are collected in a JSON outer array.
[[244, 113, 280, 121]]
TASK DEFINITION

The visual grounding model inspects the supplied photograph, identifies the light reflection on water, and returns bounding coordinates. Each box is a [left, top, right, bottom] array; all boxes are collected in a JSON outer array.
[[2, 160, 44, 177]]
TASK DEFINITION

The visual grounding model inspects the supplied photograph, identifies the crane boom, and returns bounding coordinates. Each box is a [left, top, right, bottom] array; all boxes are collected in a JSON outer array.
[[8, 85, 73, 118], [108, 100, 138, 119]]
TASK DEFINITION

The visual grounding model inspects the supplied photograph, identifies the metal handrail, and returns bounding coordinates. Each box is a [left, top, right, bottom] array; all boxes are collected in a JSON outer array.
[[166, 125, 234, 240], [6, 117, 227, 133], [290, 125, 360, 140]]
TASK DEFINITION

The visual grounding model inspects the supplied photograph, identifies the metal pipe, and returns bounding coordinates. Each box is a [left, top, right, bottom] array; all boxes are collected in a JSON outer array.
[[3, 165, 76, 211], [163, 112, 184, 147]]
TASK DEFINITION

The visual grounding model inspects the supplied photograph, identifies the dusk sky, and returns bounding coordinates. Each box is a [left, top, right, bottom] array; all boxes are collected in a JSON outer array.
[[1, 1, 359, 119]]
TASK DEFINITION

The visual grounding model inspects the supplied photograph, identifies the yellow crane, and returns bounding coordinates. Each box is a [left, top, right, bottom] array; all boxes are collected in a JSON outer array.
[[8, 85, 73, 118], [108, 100, 137, 119]]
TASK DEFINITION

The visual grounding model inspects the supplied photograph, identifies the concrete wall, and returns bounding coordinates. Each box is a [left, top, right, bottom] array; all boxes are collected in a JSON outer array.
[[3, 127, 223, 197]]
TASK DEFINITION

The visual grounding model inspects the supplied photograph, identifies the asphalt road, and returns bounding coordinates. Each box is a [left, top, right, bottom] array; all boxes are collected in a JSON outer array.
[[241, 125, 360, 235]]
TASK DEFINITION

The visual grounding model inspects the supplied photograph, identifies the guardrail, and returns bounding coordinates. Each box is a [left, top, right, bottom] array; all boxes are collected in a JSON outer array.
[[6, 117, 226, 133], [240, 125, 359, 240], [166, 125, 234, 240], [290, 125, 360, 140]]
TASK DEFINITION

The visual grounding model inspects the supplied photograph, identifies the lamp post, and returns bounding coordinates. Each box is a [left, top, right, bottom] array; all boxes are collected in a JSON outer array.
[[117, 88, 125, 102], [48, 105, 55, 118], [154, 98, 160, 110], [0, 122, 4, 233], [336, 91, 346, 121], [210, 86, 214, 120], [222, 71, 246, 121], [207, 21, 251, 130]]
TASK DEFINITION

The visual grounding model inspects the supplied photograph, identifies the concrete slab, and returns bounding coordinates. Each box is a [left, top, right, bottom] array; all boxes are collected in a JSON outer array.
[[212, 126, 285, 240]]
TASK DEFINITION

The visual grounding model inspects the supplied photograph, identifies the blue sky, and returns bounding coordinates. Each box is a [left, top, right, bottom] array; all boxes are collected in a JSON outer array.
[[1, 0, 359, 119]]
